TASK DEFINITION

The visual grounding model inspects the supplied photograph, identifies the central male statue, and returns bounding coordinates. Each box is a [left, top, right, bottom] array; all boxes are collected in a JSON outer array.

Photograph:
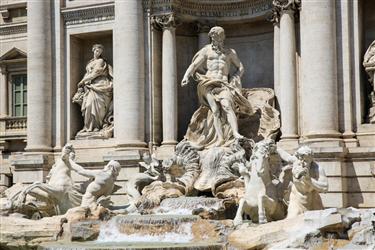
[[181, 26, 254, 149]]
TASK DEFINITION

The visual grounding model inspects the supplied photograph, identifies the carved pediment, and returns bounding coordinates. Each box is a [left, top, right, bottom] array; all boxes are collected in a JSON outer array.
[[0, 47, 26, 65]]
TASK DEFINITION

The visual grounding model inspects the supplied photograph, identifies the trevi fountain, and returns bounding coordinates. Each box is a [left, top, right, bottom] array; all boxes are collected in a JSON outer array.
[[0, 0, 375, 250]]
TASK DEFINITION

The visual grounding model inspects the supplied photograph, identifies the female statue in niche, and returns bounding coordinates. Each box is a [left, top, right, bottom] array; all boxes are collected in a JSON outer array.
[[73, 44, 114, 139]]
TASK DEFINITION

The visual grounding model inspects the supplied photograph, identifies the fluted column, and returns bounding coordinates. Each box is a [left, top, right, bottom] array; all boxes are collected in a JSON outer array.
[[300, 0, 341, 144], [155, 14, 178, 147], [26, 0, 52, 152], [114, 0, 146, 148], [0, 66, 7, 117]]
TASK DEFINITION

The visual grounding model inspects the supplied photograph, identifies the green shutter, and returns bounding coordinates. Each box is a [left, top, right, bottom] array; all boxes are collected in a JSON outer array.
[[12, 74, 27, 117]]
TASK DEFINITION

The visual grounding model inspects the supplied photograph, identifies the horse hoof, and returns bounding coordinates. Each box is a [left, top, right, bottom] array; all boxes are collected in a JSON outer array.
[[233, 218, 243, 226]]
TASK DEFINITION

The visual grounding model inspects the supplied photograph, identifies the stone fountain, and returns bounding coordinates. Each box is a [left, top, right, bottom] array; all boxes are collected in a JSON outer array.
[[1, 26, 375, 250]]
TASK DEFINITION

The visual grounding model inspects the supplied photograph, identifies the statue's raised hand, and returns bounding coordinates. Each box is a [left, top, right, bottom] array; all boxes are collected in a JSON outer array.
[[181, 77, 189, 87]]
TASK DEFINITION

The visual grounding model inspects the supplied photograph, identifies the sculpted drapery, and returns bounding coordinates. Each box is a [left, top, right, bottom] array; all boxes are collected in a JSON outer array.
[[182, 27, 254, 149], [73, 44, 114, 138]]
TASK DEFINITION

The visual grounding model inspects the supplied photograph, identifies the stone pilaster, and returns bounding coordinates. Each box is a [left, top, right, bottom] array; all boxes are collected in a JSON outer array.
[[113, 0, 146, 148], [0, 66, 7, 117], [150, 17, 163, 146], [25, 0, 52, 152], [300, 0, 342, 146], [155, 14, 179, 149], [272, 0, 300, 148]]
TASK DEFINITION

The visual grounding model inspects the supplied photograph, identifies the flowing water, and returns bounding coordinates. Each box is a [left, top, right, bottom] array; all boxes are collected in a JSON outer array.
[[153, 197, 224, 215]]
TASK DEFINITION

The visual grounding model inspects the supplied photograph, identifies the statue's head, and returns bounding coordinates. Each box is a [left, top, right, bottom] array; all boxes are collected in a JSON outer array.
[[62, 143, 75, 160], [105, 160, 121, 178], [142, 151, 151, 163], [208, 26, 225, 43], [92, 44, 104, 59], [295, 145, 313, 165]]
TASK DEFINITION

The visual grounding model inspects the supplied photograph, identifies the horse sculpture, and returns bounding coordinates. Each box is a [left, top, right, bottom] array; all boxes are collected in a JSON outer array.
[[233, 139, 286, 225]]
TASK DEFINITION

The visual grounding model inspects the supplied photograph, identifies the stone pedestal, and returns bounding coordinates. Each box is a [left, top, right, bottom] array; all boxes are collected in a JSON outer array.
[[300, 0, 342, 146], [25, 0, 52, 152], [11, 154, 54, 184], [113, 0, 146, 149]]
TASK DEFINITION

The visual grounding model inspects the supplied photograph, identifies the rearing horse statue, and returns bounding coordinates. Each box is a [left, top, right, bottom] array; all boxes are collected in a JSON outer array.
[[233, 139, 286, 225]]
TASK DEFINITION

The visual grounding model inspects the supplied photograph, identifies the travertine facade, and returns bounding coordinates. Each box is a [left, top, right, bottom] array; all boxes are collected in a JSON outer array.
[[1, 0, 375, 209]]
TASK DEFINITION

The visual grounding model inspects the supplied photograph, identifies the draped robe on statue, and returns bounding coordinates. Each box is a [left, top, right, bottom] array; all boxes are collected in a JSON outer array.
[[185, 73, 254, 149], [80, 59, 113, 132]]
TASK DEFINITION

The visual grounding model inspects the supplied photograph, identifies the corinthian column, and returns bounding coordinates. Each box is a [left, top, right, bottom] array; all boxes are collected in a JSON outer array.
[[272, 0, 299, 147], [26, 0, 52, 152], [114, 0, 146, 148], [300, 0, 341, 145], [155, 14, 178, 148]]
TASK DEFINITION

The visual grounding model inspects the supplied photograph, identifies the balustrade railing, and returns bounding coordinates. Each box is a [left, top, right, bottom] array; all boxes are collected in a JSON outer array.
[[0, 116, 27, 139]]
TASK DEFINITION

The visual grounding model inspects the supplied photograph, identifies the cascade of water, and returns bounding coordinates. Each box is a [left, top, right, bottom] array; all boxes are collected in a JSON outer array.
[[96, 215, 199, 243], [154, 197, 224, 215]]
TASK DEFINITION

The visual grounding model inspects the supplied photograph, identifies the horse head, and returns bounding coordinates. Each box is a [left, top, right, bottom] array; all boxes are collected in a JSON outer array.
[[249, 139, 276, 176]]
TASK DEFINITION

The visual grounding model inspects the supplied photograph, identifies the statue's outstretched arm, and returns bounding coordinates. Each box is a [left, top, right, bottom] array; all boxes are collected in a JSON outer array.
[[181, 49, 207, 86], [68, 159, 96, 178], [308, 163, 328, 192], [229, 49, 244, 86], [276, 147, 296, 164]]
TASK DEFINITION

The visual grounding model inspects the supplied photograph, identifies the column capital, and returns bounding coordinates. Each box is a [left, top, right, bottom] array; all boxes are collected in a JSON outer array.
[[270, 0, 300, 24], [152, 13, 180, 30], [195, 21, 212, 34]]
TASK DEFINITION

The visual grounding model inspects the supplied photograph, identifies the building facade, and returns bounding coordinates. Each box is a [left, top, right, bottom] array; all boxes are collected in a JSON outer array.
[[0, 0, 374, 207]]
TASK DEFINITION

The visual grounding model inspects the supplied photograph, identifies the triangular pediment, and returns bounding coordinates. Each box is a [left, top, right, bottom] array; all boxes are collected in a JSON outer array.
[[0, 47, 27, 62]]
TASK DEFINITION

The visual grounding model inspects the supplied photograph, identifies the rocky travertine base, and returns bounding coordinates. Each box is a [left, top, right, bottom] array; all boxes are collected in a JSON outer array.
[[229, 207, 375, 249], [0, 207, 374, 250]]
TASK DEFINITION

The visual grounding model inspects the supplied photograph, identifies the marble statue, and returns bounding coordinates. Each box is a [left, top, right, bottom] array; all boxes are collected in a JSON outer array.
[[181, 26, 255, 149], [72, 44, 114, 139], [125, 151, 162, 211], [363, 40, 375, 124], [233, 139, 286, 225], [130, 27, 280, 210], [10, 144, 84, 217], [68, 159, 121, 209], [277, 145, 328, 218]]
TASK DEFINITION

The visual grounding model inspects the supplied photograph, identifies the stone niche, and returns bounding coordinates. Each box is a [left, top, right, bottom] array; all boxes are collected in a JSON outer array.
[[176, 20, 274, 140], [68, 30, 113, 140]]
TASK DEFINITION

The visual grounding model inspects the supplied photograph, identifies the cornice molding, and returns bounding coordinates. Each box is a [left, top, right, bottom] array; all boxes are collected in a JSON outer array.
[[145, 0, 273, 22], [0, 22, 27, 36], [61, 3, 114, 26]]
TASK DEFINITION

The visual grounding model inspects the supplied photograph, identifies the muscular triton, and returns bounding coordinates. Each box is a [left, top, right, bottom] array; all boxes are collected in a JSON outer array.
[[181, 26, 251, 146]]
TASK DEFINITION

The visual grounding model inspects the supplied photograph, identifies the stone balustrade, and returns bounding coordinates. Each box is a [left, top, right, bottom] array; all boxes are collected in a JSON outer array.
[[0, 116, 27, 138]]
